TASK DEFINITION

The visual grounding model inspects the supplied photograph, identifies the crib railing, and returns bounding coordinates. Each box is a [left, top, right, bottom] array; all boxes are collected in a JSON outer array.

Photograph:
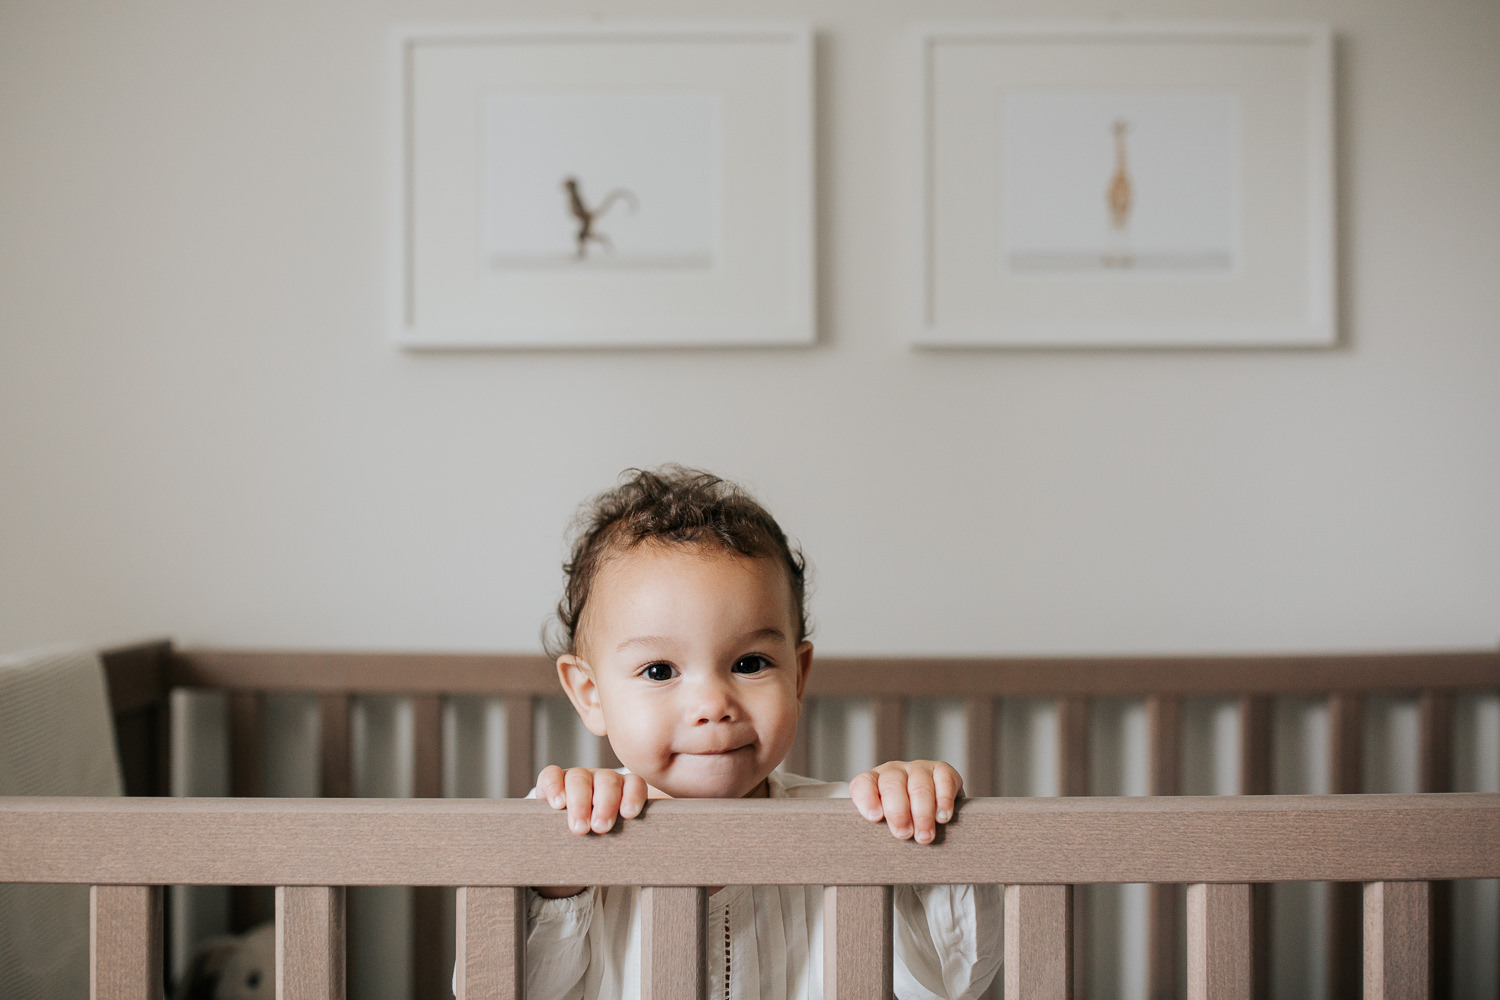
[[2, 793, 1497, 1000], [99, 641, 1500, 999]]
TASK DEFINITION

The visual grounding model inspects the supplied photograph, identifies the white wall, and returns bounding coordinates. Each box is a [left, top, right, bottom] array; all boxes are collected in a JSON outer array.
[[2, 0, 1497, 659]]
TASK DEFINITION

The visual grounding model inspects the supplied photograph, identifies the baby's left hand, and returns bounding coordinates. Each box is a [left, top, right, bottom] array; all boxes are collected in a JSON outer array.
[[850, 760, 963, 845]]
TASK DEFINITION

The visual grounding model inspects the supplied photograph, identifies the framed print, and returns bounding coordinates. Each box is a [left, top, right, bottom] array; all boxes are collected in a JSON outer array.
[[913, 23, 1336, 348], [393, 23, 814, 348]]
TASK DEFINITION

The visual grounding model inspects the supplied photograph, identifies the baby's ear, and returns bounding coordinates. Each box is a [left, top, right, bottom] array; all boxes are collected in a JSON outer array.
[[557, 655, 608, 736], [794, 641, 814, 702]]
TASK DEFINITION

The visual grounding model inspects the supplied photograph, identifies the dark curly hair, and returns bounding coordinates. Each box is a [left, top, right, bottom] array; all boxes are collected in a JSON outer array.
[[546, 466, 810, 659]]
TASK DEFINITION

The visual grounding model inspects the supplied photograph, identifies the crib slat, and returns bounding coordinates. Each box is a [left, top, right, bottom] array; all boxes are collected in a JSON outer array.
[[874, 696, 905, 764], [229, 692, 263, 797], [824, 885, 893, 1000], [1057, 697, 1089, 797], [318, 694, 351, 798], [598, 734, 622, 770], [1327, 693, 1364, 1000], [785, 698, 812, 778], [276, 885, 346, 1000], [1005, 884, 1073, 1000], [90, 885, 162, 1000], [410, 695, 448, 1000], [228, 692, 269, 932], [1364, 881, 1430, 999], [1419, 689, 1454, 1000], [506, 696, 536, 796], [456, 887, 524, 1000], [1055, 698, 1088, 998], [1236, 695, 1272, 797], [1147, 695, 1181, 1000], [1235, 694, 1272, 1000], [965, 696, 997, 797], [1187, 883, 1250, 1000], [641, 886, 707, 1000]]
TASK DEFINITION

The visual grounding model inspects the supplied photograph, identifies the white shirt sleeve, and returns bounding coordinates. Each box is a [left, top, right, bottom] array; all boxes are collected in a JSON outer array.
[[523, 888, 597, 1000], [892, 882, 1003, 1000]]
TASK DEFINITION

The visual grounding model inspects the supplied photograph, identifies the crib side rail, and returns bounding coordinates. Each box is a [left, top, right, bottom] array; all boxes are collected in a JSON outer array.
[[4, 794, 1496, 1000]]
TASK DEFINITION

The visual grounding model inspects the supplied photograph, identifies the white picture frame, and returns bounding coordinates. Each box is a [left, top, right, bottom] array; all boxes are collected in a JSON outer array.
[[393, 22, 815, 349], [913, 22, 1336, 349]]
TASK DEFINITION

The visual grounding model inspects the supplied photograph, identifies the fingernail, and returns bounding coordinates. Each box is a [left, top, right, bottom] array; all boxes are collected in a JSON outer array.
[[916, 830, 933, 844], [570, 819, 587, 834], [593, 818, 612, 833], [551, 796, 565, 809], [893, 826, 911, 839], [937, 809, 951, 823], [863, 808, 881, 822]]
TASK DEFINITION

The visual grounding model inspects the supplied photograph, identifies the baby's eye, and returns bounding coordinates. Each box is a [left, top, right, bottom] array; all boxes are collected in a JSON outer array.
[[733, 655, 770, 674], [643, 662, 676, 682]]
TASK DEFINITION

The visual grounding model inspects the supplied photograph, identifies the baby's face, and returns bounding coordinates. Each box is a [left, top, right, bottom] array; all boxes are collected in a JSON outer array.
[[561, 542, 811, 799]]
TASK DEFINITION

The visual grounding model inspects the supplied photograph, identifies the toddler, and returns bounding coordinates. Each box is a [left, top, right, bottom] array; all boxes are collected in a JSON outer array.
[[527, 466, 1000, 1000]]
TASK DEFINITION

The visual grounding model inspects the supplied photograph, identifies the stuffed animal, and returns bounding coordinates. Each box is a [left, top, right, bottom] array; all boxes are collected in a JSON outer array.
[[173, 922, 274, 1000]]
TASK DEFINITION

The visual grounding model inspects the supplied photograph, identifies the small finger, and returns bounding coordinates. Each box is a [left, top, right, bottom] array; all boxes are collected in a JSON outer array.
[[905, 766, 938, 844], [536, 766, 566, 809], [563, 769, 593, 834], [619, 774, 648, 819], [877, 767, 914, 840], [933, 763, 962, 824], [849, 771, 884, 822], [591, 772, 624, 833]]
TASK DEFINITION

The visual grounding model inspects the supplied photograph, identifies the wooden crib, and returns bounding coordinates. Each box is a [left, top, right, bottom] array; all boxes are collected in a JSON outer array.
[[4, 639, 1498, 1000]]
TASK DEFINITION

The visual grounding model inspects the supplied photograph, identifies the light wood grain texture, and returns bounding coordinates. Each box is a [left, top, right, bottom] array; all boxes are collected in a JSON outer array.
[[823, 885, 893, 1000], [1364, 881, 1430, 999], [456, 887, 524, 1000], [7, 794, 1498, 886], [1146, 696, 1181, 1000], [318, 695, 351, 799], [90, 885, 162, 1000], [505, 696, 535, 797], [640, 886, 706, 1000], [166, 648, 1500, 698], [874, 696, 905, 766], [1187, 883, 1250, 1000], [965, 697, 997, 797], [276, 885, 345, 1000], [1005, 883, 1072, 1000]]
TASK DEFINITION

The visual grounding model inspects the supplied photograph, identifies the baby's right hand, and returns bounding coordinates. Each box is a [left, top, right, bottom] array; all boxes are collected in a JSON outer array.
[[536, 765, 649, 835]]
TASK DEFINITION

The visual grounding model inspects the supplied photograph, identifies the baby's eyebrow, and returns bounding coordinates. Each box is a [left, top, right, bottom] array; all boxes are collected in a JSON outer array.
[[615, 635, 673, 654], [738, 627, 788, 645]]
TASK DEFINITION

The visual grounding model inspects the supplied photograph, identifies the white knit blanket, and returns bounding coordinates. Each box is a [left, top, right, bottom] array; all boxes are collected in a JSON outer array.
[[0, 645, 123, 1000]]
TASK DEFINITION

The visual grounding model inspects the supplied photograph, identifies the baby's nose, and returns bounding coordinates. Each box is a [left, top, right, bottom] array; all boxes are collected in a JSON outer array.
[[689, 678, 736, 723]]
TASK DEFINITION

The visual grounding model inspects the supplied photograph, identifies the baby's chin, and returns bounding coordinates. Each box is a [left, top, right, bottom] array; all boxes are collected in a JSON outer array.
[[648, 753, 773, 799]]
